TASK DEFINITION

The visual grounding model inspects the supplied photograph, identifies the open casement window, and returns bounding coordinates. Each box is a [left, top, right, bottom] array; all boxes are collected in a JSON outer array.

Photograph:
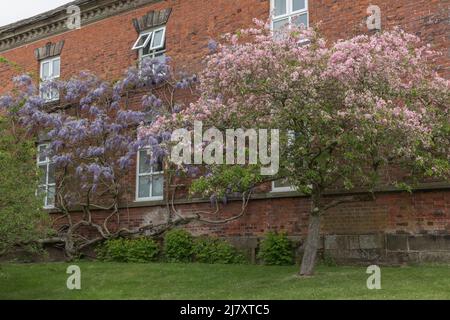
[[132, 31, 153, 50], [40, 56, 60, 102], [136, 148, 164, 201], [272, 130, 296, 192], [37, 144, 56, 208], [271, 0, 309, 32], [132, 26, 166, 62]]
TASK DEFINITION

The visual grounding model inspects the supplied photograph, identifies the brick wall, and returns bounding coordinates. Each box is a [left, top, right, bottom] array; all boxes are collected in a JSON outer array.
[[1, 0, 449, 262], [51, 188, 450, 263], [1, 0, 447, 90]]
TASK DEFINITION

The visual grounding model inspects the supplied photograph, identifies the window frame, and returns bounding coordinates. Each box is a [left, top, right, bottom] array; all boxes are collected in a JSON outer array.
[[135, 148, 164, 202], [270, 0, 309, 31], [132, 31, 153, 50], [271, 180, 296, 193], [39, 56, 60, 102], [37, 143, 56, 209], [132, 26, 167, 61], [149, 27, 166, 50]]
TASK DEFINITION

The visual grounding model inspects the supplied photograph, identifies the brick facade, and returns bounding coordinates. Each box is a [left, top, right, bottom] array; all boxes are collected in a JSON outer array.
[[0, 0, 449, 263]]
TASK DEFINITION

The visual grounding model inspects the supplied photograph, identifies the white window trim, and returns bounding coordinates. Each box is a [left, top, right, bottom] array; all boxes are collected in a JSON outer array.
[[39, 56, 60, 102], [270, 0, 309, 31], [271, 182, 296, 193], [149, 27, 166, 50], [132, 31, 153, 50], [135, 148, 164, 202], [37, 143, 56, 209]]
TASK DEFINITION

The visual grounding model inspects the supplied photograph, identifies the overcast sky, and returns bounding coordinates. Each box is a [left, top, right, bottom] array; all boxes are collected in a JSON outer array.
[[0, 0, 73, 27]]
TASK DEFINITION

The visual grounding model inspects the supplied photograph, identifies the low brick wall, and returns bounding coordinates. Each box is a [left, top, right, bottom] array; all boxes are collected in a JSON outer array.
[[39, 188, 450, 265], [223, 233, 450, 265]]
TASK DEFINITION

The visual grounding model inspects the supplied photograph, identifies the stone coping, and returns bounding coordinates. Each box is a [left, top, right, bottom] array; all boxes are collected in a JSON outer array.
[[0, 0, 162, 53]]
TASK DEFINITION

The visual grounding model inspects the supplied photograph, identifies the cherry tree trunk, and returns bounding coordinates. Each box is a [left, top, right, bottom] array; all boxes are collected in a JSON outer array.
[[299, 212, 321, 276]]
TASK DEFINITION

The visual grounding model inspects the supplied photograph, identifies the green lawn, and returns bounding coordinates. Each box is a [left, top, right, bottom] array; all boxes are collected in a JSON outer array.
[[0, 262, 449, 299]]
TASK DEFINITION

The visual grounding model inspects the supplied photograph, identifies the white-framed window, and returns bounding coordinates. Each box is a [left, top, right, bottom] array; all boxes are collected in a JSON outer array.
[[40, 56, 60, 101], [136, 148, 164, 201], [271, 0, 309, 31], [132, 26, 166, 63], [37, 144, 56, 208]]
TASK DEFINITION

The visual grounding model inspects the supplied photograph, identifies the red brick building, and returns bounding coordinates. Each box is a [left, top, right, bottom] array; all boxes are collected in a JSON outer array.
[[0, 0, 449, 263]]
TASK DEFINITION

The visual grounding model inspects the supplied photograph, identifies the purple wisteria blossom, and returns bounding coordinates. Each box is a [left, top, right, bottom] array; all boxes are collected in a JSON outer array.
[[1, 54, 195, 209]]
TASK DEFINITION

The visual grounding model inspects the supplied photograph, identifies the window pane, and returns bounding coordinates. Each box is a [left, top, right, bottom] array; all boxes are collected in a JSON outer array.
[[153, 159, 163, 173], [52, 59, 60, 78], [48, 163, 56, 184], [51, 87, 60, 101], [41, 62, 50, 79], [139, 150, 152, 173], [39, 165, 47, 185], [40, 83, 49, 100], [47, 186, 55, 207], [142, 41, 152, 56], [151, 29, 164, 49], [40, 82, 59, 101], [138, 176, 151, 198], [293, 0, 306, 11], [37, 186, 46, 203], [38, 145, 47, 162], [292, 13, 308, 28], [273, 18, 289, 31], [152, 175, 164, 197], [274, 0, 286, 16], [133, 32, 152, 49], [274, 178, 291, 188]]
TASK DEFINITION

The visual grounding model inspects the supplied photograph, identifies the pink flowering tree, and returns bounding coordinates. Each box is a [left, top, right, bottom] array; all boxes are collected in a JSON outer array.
[[142, 21, 449, 275]]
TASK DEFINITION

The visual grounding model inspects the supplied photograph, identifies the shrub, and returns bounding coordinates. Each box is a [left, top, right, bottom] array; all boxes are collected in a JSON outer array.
[[96, 237, 159, 263], [193, 237, 246, 264], [257, 232, 294, 265], [164, 229, 194, 262], [126, 238, 160, 262]]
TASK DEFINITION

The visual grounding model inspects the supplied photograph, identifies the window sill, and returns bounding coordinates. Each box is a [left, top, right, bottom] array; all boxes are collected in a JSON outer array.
[[42, 99, 60, 109], [135, 196, 164, 203], [271, 187, 297, 193]]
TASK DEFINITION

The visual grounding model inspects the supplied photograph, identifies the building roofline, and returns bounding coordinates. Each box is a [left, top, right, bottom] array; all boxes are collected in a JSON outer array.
[[0, 0, 161, 53], [0, 0, 87, 32]]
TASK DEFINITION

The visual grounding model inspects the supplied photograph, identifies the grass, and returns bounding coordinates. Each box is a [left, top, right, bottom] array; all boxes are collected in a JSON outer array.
[[0, 262, 449, 299]]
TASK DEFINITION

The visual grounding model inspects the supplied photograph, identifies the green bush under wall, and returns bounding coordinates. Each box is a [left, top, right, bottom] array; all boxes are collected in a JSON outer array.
[[193, 236, 246, 264], [257, 232, 294, 265], [96, 237, 159, 263]]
